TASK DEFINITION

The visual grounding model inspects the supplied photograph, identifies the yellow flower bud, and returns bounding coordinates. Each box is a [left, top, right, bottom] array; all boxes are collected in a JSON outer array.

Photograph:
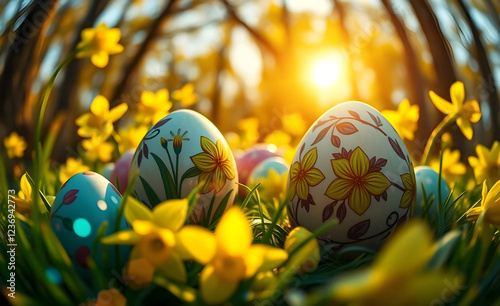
[[284, 226, 320, 272]]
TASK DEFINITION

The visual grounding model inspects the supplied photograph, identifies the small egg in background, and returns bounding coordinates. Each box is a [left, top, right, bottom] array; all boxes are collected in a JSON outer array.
[[110, 149, 135, 193], [101, 163, 115, 180], [236, 144, 280, 186], [248, 157, 289, 202], [414, 166, 452, 218], [50, 171, 130, 280]]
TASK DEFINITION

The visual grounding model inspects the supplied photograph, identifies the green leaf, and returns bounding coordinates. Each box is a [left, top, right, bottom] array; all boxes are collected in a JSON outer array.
[[209, 189, 233, 227], [151, 153, 178, 199], [139, 176, 161, 207], [180, 166, 202, 182], [61, 217, 73, 232], [428, 230, 461, 269], [153, 275, 198, 303]]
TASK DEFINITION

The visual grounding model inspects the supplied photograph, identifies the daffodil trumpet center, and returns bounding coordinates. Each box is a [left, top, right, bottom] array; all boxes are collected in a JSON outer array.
[[213, 254, 246, 283]]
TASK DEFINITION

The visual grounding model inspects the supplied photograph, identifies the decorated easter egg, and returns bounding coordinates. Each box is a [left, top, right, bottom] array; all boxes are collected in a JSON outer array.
[[248, 157, 289, 201], [130, 110, 238, 224], [414, 166, 451, 217], [101, 163, 115, 180], [49, 171, 130, 278], [110, 149, 135, 193], [236, 144, 280, 185], [287, 101, 416, 251]]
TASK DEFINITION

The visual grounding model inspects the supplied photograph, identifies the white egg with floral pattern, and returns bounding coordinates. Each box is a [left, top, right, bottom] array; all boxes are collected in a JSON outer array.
[[130, 110, 238, 226], [287, 101, 416, 253]]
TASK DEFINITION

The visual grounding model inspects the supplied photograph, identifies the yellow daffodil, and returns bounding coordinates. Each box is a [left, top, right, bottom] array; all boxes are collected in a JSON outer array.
[[382, 99, 419, 141], [238, 117, 259, 149], [466, 180, 500, 226], [135, 89, 172, 125], [172, 83, 197, 107], [248, 271, 279, 301], [190, 137, 236, 194], [283, 113, 307, 137], [4, 132, 27, 159], [13, 174, 33, 215], [96, 288, 126, 306], [284, 227, 320, 273], [59, 157, 90, 184], [102, 198, 214, 284], [76, 95, 128, 139], [468, 141, 500, 188], [117, 124, 149, 154], [76, 23, 124, 68], [326, 147, 391, 215], [248, 168, 288, 203], [430, 148, 466, 184], [264, 130, 292, 147], [307, 221, 461, 305], [82, 136, 114, 162], [289, 147, 325, 201], [430, 81, 481, 140], [183, 207, 288, 304], [12, 174, 52, 215], [125, 257, 156, 290]]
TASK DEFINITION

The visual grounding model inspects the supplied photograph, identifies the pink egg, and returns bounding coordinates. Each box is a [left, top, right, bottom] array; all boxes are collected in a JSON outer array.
[[110, 150, 135, 193], [236, 144, 280, 186]]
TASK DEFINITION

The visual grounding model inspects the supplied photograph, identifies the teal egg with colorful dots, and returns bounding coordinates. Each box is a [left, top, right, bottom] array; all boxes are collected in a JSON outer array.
[[50, 171, 130, 279]]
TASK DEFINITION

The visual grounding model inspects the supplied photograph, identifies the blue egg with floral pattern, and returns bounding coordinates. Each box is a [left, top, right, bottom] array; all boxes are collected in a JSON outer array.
[[50, 171, 130, 280]]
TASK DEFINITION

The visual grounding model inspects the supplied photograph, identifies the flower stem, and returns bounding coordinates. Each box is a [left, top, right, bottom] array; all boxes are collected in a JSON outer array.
[[32, 48, 81, 222], [421, 113, 459, 165]]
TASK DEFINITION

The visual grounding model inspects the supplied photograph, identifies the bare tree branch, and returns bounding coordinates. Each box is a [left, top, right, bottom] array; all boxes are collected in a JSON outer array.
[[110, 0, 177, 105], [457, 0, 499, 145]]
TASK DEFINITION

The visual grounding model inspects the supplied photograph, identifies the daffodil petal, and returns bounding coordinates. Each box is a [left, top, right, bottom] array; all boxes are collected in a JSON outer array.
[[200, 265, 238, 305], [429, 90, 454, 115], [108, 103, 128, 123], [158, 253, 187, 283], [152, 199, 188, 231], [101, 229, 140, 245], [124, 197, 153, 223], [132, 220, 155, 235], [125, 257, 155, 289], [20, 174, 32, 198], [456, 117, 473, 140], [176, 225, 216, 264], [246, 245, 288, 277], [90, 95, 109, 117], [450, 81, 464, 107], [91, 50, 109, 68], [215, 207, 251, 256], [375, 220, 434, 274]]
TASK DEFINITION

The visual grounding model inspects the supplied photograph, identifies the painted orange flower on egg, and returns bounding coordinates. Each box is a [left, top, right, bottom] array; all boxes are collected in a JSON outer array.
[[289, 147, 325, 201], [191, 136, 235, 194], [325, 147, 391, 215]]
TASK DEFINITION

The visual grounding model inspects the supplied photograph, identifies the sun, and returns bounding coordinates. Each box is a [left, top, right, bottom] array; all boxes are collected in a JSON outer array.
[[311, 51, 344, 88]]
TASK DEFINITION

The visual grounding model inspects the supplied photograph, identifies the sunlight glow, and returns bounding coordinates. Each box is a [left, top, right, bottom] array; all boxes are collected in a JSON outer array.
[[311, 52, 344, 88]]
